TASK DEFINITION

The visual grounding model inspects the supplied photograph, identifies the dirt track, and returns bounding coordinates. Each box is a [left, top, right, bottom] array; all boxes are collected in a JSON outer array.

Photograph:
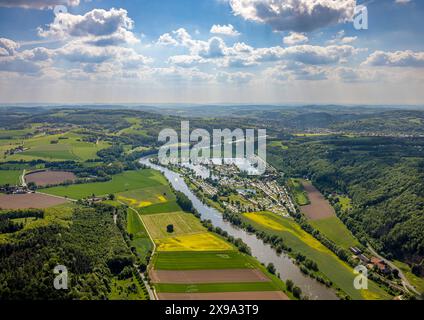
[[300, 181, 335, 220], [151, 269, 270, 284], [0, 193, 68, 209], [158, 291, 289, 300], [25, 170, 76, 187]]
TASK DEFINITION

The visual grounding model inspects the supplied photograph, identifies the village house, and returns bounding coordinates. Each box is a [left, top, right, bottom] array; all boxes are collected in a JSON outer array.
[[371, 257, 391, 274]]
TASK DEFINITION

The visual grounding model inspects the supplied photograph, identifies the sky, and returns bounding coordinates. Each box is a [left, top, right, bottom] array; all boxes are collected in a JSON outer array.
[[0, 0, 423, 105]]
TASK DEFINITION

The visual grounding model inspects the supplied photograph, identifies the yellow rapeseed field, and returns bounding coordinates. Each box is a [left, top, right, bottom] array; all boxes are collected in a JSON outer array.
[[117, 195, 153, 208], [156, 232, 234, 252], [244, 212, 285, 231]]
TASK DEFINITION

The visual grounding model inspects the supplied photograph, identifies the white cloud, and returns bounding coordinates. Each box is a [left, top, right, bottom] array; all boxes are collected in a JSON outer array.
[[253, 44, 359, 65], [265, 61, 328, 81], [0, 38, 19, 56], [167, 55, 205, 68], [157, 33, 179, 46], [152, 66, 214, 84], [198, 37, 227, 58], [156, 28, 199, 50], [0, 0, 79, 9], [210, 24, 241, 36], [156, 29, 227, 59], [56, 42, 151, 66], [333, 67, 380, 83], [363, 50, 424, 67], [283, 32, 308, 46], [327, 30, 357, 44], [217, 71, 254, 83], [38, 8, 139, 46], [0, 44, 54, 75], [340, 36, 357, 44], [395, 0, 411, 4], [229, 0, 356, 32], [0, 56, 42, 75], [156, 28, 358, 70]]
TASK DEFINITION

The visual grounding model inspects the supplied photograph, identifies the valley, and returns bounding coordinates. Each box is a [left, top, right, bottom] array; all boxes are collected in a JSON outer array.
[[0, 106, 423, 301]]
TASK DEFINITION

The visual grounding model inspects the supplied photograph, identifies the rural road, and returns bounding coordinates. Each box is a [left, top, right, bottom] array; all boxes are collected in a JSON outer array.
[[20, 169, 27, 187], [367, 245, 419, 295]]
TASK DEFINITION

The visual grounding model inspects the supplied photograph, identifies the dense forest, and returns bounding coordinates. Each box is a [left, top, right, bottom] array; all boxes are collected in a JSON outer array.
[[0, 205, 134, 300], [268, 136, 424, 271]]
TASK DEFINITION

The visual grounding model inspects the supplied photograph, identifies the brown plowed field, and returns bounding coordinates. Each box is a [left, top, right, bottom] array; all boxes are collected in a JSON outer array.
[[151, 269, 270, 284], [158, 291, 289, 300], [0, 193, 68, 209], [300, 181, 335, 220], [25, 171, 76, 187]]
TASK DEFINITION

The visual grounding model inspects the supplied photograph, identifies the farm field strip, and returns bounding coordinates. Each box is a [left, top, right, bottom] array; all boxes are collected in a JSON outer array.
[[0, 193, 69, 209], [25, 170, 77, 187], [119, 186, 172, 203], [242, 211, 392, 300], [157, 291, 289, 300], [296, 181, 360, 250], [153, 251, 256, 270], [139, 201, 181, 215], [142, 212, 205, 239], [299, 180, 335, 220], [155, 282, 279, 293], [155, 232, 234, 252], [150, 269, 270, 284]]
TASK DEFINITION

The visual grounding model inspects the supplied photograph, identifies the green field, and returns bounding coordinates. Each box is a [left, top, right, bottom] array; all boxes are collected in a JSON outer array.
[[155, 282, 279, 293], [109, 274, 149, 300], [42, 169, 165, 199], [242, 211, 392, 300], [0, 128, 33, 139], [127, 209, 153, 262], [268, 140, 288, 150], [310, 216, 360, 250], [1, 131, 109, 162], [288, 178, 310, 206], [142, 212, 205, 239], [118, 185, 175, 207], [153, 251, 256, 270], [0, 170, 21, 186], [140, 201, 181, 215]]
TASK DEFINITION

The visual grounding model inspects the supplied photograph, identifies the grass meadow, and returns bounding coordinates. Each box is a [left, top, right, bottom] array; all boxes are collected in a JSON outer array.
[[1, 131, 110, 162], [0, 170, 21, 185], [127, 209, 153, 263], [42, 169, 164, 199], [153, 251, 256, 270], [142, 212, 205, 239], [310, 216, 360, 250]]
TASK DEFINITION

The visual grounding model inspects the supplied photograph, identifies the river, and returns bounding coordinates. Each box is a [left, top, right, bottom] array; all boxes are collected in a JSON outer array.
[[140, 157, 338, 300]]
